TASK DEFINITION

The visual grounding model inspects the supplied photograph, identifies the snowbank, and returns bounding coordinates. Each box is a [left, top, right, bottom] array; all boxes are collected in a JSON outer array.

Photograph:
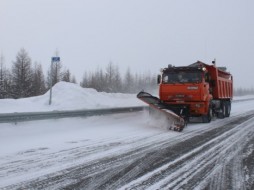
[[0, 82, 145, 113]]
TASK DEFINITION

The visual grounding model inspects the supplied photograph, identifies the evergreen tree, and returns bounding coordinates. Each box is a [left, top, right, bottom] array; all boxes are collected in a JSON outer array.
[[80, 72, 89, 88], [62, 69, 71, 82], [123, 67, 135, 93], [105, 62, 115, 92], [71, 75, 77, 84], [113, 65, 122, 92], [0, 53, 12, 98], [31, 62, 46, 96], [95, 68, 106, 91], [11, 48, 33, 98]]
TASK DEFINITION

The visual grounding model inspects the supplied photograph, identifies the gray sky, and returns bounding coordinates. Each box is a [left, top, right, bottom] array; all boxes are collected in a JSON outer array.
[[1, 0, 254, 88]]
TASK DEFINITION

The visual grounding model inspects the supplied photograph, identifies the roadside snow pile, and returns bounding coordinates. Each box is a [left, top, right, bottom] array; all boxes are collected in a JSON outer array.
[[1, 81, 253, 114], [0, 82, 145, 113]]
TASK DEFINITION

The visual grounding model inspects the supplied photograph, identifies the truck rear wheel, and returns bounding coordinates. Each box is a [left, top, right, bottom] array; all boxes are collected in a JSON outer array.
[[217, 101, 226, 119], [217, 101, 231, 118], [225, 101, 231, 117]]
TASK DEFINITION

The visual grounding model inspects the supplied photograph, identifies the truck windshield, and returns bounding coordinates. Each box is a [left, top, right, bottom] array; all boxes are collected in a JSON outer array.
[[162, 72, 202, 84]]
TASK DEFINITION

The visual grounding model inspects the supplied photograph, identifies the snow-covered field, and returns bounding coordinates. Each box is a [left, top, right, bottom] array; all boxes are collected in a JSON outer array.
[[0, 82, 254, 189]]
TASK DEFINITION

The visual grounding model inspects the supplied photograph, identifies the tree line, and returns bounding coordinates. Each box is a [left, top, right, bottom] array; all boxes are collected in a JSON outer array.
[[1, 48, 253, 99], [233, 87, 254, 96], [80, 62, 157, 94], [0, 48, 77, 99], [0, 48, 157, 99]]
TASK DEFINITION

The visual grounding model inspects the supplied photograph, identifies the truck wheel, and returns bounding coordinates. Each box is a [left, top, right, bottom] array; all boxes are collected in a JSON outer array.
[[217, 102, 226, 119], [225, 101, 231, 117], [202, 106, 212, 123]]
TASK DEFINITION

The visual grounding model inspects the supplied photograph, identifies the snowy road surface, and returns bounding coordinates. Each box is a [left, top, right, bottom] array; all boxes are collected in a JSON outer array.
[[1, 99, 254, 189]]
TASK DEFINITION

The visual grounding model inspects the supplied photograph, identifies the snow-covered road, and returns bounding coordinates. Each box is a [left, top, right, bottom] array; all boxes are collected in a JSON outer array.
[[1, 99, 254, 189]]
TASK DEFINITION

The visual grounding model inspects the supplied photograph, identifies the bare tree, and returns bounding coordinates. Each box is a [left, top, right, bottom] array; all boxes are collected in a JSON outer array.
[[80, 63, 157, 94], [51, 61, 63, 86], [46, 63, 63, 88], [81, 68, 107, 92], [105, 62, 122, 92]]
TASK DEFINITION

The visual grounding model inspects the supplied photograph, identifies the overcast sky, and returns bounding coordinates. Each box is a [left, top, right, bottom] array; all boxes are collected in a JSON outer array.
[[1, 0, 253, 88]]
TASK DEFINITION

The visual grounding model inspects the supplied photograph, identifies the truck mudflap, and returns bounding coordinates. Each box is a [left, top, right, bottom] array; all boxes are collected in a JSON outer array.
[[137, 91, 187, 132]]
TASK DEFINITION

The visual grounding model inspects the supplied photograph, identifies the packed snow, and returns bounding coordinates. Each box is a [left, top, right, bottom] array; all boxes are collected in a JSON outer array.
[[0, 82, 254, 189]]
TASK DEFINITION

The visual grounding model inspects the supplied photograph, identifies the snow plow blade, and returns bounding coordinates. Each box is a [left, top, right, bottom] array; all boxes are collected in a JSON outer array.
[[137, 91, 187, 131]]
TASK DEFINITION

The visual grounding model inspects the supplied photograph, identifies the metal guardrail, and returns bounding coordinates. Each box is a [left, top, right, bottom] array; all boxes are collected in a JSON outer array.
[[0, 106, 148, 124], [232, 98, 254, 103], [1, 98, 254, 124]]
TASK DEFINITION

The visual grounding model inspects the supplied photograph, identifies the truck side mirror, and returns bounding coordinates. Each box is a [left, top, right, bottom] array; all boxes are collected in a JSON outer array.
[[157, 75, 161, 84]]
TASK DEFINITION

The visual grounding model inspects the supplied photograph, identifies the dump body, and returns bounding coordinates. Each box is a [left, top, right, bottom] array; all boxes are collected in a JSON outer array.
[[203, 63, 233, 99]]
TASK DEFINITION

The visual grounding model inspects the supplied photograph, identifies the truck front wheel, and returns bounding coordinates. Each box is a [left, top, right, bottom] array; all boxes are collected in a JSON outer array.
[[202, 106, 212, 123]]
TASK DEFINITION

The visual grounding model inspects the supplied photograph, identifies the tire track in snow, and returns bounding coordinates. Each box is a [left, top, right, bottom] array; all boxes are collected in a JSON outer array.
[[242, 137, 254, 190], [120, 112, 254, 190], [0, 133, 179, 189], [62, 111, 254, 190], [0, 111, 216, 189], [63, 112, 254, 190], [2, 111, 254, 189]]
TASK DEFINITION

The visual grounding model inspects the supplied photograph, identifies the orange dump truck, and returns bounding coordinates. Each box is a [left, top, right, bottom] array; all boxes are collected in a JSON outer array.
[[137, 60, 233, 131]]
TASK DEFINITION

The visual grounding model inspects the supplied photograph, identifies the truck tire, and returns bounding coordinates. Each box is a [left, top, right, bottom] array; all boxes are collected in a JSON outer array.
[[217, 101, 226, 119], [225, 101, 231, 117], [202, 106, 212, 123]]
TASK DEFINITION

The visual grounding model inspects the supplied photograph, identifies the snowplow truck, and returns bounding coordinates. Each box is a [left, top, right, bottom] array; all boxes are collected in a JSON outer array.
[[137, 60, 233, 131]]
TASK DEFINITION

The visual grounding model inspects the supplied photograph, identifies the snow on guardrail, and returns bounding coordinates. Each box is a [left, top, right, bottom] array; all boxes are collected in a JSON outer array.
[[0, 106, 148, 123]]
